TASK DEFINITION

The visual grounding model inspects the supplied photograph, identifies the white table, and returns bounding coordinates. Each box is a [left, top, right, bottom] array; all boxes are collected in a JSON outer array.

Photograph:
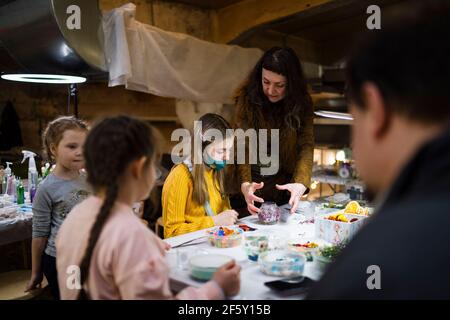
[[0, 204, 33, 246], [163, 205, 339, 300]]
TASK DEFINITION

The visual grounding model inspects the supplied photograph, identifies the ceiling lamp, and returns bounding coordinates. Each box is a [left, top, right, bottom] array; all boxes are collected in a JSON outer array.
[[1, 73, 86, 84]]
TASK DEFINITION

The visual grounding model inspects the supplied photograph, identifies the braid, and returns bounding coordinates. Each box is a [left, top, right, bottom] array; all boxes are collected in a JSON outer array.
[[77, 115, 161, 300], [77, 183, 118, 300]]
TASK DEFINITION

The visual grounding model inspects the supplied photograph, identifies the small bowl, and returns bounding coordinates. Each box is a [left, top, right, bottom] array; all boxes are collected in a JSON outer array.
[[258, 250, 306, 277], [258, 202, 281, 224], [288, 240, 319, 253], [243, 233, 269, 261], [312, 253, 332, 273], [189, 254, 233, 281], [311, 248, 335, 273], [288, 238, 321, 262], [208, 226, 243, 248]]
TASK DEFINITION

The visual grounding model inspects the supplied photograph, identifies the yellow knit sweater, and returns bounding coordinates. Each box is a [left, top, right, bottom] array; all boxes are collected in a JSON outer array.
[[162, 164, 231, 238]]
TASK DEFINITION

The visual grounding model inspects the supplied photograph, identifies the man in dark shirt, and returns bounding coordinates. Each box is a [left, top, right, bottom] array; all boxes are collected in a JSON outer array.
[[308, 0, 450, 299]]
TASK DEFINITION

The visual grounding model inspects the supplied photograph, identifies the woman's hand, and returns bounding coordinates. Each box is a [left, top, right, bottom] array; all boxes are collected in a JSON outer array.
[[212, 210, 239, 226], [213, 260, 241, 297], [276, 183, 307, 213], [25, 272, 43, 292], [241, 182, 265, 215]]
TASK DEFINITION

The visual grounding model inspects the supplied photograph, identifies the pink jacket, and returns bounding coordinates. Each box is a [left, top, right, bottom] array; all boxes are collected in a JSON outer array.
[[56, 196, 223, 300]]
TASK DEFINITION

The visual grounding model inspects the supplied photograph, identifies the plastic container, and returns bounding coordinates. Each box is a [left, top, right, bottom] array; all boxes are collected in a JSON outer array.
[[208, 226, 243, 248], [243, 233, 269, 261], [288, 239, 319, 262], [312, 250, 333, 273], [258, 250, 306, 277], [258, 202, 281, 224], [287, 240, 319, 253], [175, 246, 196, 271], [315, 213, 368, 244], [189, 254, 233, 281], [312, 244, 346, 273]]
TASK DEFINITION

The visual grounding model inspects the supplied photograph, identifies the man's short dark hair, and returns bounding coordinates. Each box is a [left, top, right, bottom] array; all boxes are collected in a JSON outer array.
[[346, 0, 450, 124]]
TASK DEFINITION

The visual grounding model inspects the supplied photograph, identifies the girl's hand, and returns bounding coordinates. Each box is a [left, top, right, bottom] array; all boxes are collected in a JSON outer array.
[[155, 237, 171, 255], [25, 272, 43, 292], [241, 182, 265, 215], [276, 183, 307, 213], [163, 242, 171, 251], [212, 210, 238, 226], [213, 260, 241, 297]]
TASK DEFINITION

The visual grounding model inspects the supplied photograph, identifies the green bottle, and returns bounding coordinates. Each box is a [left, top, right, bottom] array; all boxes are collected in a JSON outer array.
[[16, 178, 25, 205]]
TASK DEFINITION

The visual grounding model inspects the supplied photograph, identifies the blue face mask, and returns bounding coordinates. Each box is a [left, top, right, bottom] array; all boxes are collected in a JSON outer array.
[[204, 152, 226, 171]]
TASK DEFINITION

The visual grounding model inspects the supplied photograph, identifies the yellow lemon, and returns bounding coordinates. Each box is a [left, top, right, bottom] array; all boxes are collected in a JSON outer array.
[[345, 201, 360, 214]]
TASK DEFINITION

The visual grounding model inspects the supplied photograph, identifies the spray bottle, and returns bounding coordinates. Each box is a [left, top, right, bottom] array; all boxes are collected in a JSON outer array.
[[2, 162, 12, 194], [22, 151, 39, 201], [4, 162, 12, 177]]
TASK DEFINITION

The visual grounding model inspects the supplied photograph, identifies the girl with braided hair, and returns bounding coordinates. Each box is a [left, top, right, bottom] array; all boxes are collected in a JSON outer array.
[[56, 115, 240, 299]]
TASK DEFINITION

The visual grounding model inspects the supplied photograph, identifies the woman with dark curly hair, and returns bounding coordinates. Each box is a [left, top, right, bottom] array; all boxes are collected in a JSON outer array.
[[230, 47, 314, 215]]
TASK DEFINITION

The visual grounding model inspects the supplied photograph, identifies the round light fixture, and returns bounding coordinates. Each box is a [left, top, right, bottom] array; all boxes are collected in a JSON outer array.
[[1, 73, 86, 84]]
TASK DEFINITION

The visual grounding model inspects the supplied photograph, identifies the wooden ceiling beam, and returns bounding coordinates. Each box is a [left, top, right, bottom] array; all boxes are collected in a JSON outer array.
[[212, 0, 333, 44]]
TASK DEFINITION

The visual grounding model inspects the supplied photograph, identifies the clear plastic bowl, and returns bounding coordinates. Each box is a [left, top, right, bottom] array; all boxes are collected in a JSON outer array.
[[189, 254, 233, 281], [288, 239, 319, 262], [287, 240, 319, 253], [243, 233, 269, 261], [258, 250, 306, 277], [311, 250, 333, 273], [208, 227, 243, 248]]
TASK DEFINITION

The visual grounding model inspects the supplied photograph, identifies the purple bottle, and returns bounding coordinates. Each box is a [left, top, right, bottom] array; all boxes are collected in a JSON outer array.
[[30, 185, 37, 203]]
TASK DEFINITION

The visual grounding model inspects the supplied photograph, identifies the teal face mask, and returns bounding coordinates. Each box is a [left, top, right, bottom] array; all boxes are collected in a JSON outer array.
[[204, 152, 226, 171]]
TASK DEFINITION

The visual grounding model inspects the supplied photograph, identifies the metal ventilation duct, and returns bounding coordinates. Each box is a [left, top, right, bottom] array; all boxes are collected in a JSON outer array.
[[0, 0, 106, 77]]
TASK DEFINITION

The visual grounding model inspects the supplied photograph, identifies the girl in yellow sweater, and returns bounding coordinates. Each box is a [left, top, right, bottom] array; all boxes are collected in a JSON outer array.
[[162, 114, 239, 238]]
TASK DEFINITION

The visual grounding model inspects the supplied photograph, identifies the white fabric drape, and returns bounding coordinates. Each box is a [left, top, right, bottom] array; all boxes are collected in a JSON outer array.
[[102, 3, 263, 104]]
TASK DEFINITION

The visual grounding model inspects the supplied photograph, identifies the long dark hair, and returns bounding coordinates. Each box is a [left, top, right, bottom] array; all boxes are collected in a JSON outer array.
[[77, 115, 160, 299], [236, 47, 312, 131]]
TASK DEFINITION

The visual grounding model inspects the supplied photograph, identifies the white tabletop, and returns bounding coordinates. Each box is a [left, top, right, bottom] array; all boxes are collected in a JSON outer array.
[[163, 205, 340, 300]]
